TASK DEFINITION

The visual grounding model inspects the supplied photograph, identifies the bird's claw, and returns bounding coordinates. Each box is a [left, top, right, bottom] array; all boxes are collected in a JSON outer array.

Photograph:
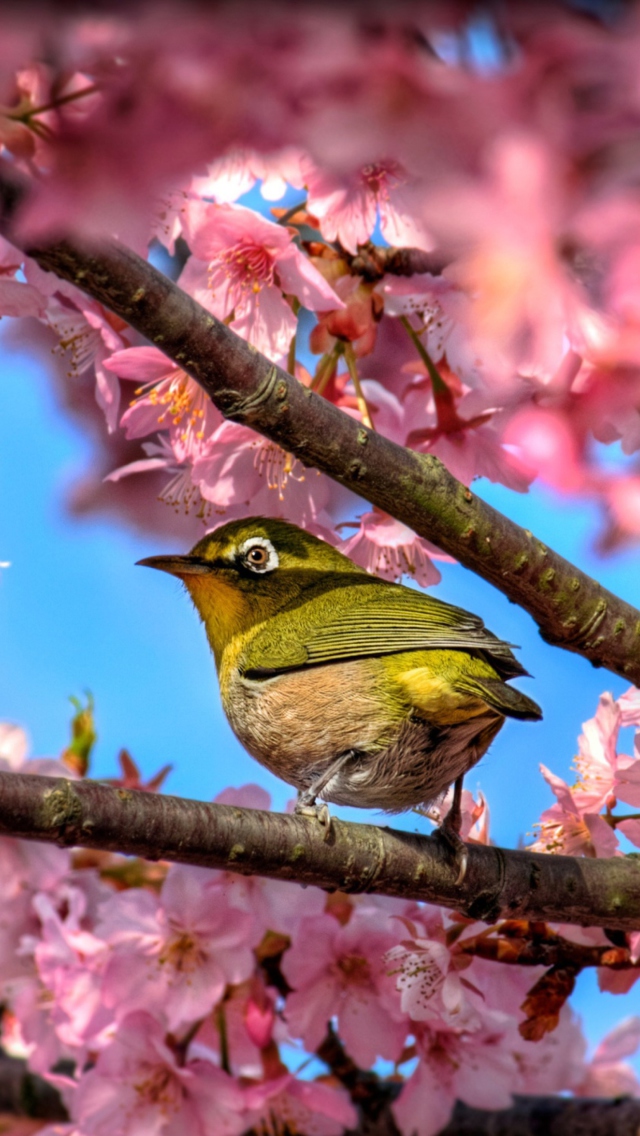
[[295, 799, 332, 840], [437, 823, 469, 886]]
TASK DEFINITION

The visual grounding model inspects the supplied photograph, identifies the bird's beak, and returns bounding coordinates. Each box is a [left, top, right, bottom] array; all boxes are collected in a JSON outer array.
[[136, 554, 215, 578]]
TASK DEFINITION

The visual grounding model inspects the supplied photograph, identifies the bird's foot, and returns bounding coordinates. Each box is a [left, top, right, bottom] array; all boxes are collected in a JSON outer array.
[[436, 775, 468, 885], [294, 794, 332, 840], [436, 822, 468, 886]]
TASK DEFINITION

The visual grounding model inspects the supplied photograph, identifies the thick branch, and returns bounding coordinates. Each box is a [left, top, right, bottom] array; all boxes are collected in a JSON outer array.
[[0, 169, 639, 683], [441, 1098, 640, 1136], [2, 771, 640, 930], [0, 1049, 638, 1136]]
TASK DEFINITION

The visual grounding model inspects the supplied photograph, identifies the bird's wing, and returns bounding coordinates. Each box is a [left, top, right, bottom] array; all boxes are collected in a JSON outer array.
[[241, 582, 527, 678]]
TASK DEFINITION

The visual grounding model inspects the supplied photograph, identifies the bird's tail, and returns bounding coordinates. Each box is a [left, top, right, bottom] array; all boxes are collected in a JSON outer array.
[[456, 676, 542, 721]]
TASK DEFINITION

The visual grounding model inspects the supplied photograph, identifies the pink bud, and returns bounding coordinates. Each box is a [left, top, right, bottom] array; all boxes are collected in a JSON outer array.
[[245, 997, 275, 1049]]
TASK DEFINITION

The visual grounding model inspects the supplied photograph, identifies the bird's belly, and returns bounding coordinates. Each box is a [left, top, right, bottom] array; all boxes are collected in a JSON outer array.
[[323, 712, 503, 812], [223, 659, 397, 789], [222, 659, 503, 811]]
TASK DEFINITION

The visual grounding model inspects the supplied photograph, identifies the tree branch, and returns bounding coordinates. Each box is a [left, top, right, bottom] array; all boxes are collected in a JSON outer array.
[[2, 771, 640, 930], [1, 1040, 639, 1136], [0, 167, 637, 685]]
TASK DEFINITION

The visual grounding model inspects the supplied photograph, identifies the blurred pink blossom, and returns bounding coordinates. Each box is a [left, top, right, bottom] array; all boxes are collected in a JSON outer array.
[[305, 158, 433, 254], [576, 1018, 640, 1098], [393, 1019, 518, 1136], [73, 1010, 248, 1136], [245, 1073, 357, 1136]]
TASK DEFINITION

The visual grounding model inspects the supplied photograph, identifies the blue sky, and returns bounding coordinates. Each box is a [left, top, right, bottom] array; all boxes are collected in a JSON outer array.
[[2, 308, 640, 1065]]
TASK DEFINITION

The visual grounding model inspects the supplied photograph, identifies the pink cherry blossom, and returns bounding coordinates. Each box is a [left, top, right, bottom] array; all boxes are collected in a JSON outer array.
[[25, 257, 131, 432], [337, 511, 448, 586], [180, 201, 343, 361], [245, 1073, 357, 1136], [401, 372, 533, 492], [617, 686, 640, 728], [393, 1018, 519, 1136], [98, 864, 256, 1032], [530, 765, 619, 858], [576, 1018, 640, 1098], [0, 721, 29, 768], [193, 146, 305, 203], [214, 783, 272, 810], [281, 906, 408, 1068], [191, 419, 340, 528], [72, 1010, 248, 1136], [386, 931, 480, 1030], [105, 346, 221, 461], [30, 886, 112, 1058], [305, 157, 432, 254], [0, 237, 44, 318]]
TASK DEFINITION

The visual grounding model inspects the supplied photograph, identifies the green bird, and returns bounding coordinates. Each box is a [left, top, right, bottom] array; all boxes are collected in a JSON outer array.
[[139, 518, 541, 865]]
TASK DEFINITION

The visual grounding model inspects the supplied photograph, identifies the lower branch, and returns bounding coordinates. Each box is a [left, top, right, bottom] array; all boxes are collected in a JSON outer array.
[[1, 771, 640, 930], [2, 1044, 638, 1136]]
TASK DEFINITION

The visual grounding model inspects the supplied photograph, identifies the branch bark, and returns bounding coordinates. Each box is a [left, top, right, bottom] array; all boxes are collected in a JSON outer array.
[[0, 167, 637, 684], [1, 1042, 639, 1136], [2, 771, 640, 930]]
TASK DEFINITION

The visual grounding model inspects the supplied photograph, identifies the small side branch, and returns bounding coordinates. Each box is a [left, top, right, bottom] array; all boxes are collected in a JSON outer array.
[[1, 771, 640, 930]]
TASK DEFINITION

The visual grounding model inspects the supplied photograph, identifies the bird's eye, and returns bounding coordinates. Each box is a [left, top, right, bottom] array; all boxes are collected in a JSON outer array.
[[238, 537, 279, 574]]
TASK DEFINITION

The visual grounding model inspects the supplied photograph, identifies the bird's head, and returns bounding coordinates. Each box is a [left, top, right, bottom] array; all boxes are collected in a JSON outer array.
[[137, 517, 363, 666]]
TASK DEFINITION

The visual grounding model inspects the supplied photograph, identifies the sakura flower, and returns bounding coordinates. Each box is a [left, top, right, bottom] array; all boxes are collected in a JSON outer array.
[[106, 436, 207, 520], [576, 1018, 640, 1098], [393, 1019, 518, 1136], [281, 906, 408, 1067], [530, 764, 619, 858], [379, 272, 486, 390], [98, 863, 257, 1032], [0, 721, 28, 768], [30, 886, 112, 1057], [418, 786, 490, 844], [191, 419, 340, 527], [0, 720, 73, 780], [529, 692, 640, 856], [503, 406, 586, 493], [104, 346, 221, 461], [337, 511, 448, 586], [190, 978, 278, 1079], [193, 146, 305, 203], [618, 686, 640, 728], [73, 1010, 248, 1136], [510, 1003, 587, 1095], [0, 236, 44, 318], [401, 371, 532, 491], [214, 783, 272, 810], [305, 158, 432, 254], [385, 932, 479, 1030], [180, 201, 342, 361], [572, 692, 624, 813], [245, 1073, 357, 1136], [28, 264, 130, 431]]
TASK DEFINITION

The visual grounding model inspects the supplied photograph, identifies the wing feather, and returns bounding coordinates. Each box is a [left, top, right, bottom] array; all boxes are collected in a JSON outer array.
[[241, 581, 526, 679]]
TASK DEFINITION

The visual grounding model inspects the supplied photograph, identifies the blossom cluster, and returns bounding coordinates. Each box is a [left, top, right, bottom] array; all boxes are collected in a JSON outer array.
[[0, 696, 640, 1136], [2, 7, 640, 561]]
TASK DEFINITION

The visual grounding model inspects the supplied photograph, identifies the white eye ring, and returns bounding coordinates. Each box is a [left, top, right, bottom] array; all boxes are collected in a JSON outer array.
[[238, 537, 279, 574]]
